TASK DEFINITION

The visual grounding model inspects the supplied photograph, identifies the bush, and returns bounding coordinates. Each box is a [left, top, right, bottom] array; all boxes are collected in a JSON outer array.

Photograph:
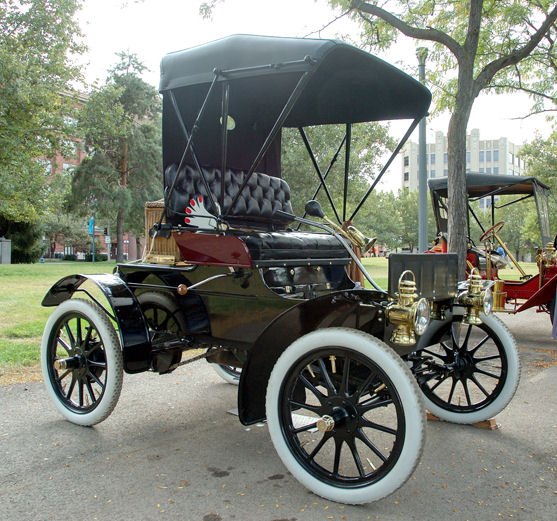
[[0, 216, 43, 263], [63, 254, 77, 261], [84, 253, 107, 262]]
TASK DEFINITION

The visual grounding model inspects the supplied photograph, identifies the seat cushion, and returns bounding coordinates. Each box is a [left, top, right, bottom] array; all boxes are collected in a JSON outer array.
[[165, 163, 293, 229], [236, 230, 351, 267]]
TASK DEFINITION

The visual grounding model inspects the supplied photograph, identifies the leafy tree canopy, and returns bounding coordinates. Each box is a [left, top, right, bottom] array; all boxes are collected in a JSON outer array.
[[0, 0, 84, 223], [70, 53, 162, 262]]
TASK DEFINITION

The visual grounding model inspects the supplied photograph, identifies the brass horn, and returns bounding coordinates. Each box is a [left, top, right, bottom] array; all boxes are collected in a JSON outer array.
[[304, 200, 376, 253]]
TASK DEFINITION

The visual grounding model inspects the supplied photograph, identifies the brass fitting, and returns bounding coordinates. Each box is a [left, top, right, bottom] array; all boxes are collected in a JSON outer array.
[[458, 269, 491, 325], [386, 270, 430, 346], [542, 243, 557, 266], [492, 280, 507, 312]]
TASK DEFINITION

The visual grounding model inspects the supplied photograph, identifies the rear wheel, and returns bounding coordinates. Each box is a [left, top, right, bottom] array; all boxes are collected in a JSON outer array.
[[415, 313, 519, 424], [41, 299, 123, 426], [266, 328, 425, 504]]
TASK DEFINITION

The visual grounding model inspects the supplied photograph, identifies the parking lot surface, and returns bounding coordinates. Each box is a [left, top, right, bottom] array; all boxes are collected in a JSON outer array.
[[1, 308, 555, 521]]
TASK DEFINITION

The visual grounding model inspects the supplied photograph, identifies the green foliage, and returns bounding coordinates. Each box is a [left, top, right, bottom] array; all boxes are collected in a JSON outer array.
[[282, 123, 395, 217], [0, 216, 43, 263], [71, 54, 162, 260], [0, 0, 84, 222], [334, 1, 557, 115], [521, 132, 557, 230]]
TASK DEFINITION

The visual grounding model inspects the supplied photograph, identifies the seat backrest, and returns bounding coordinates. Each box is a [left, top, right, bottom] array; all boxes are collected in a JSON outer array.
[[165, 164, 293, 230]]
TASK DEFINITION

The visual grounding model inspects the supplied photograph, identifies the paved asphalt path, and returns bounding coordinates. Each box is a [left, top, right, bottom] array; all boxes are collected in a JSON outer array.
[[1, 309, 555, 521]]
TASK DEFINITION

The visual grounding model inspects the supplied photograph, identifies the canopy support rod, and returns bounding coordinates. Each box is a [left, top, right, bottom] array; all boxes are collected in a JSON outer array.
[[349, 118, 420, 222], [343, 123, 352, 222], [165, 77, 220, 216], [225, 70, 313, 217], [220, 81, 230, 211], [168, 91, 216, 213], [296, 133, 346, 230], [469, 204, 485, 234], [299, 127, 342, 225], [495, 194, 533, 209]]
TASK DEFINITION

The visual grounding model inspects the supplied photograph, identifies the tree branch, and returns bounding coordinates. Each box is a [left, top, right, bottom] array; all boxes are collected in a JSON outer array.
[[463, 0, 483, 58], [474, 4, 557, 95], [486, 82, 556, 102], [351, 1, 463, 59]]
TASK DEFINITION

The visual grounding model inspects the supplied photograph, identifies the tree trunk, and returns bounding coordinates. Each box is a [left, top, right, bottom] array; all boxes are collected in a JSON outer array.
[[116, 144, 128, 264], [447, 70, 475, 278], [116, 208, 124, 263]]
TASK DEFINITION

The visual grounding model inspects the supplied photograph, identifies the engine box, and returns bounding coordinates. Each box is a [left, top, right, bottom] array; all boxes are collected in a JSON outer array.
[[388, 253, 458, 301]]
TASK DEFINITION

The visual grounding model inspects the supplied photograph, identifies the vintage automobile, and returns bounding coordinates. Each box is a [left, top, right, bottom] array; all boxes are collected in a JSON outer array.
[[428, 173, 557, 327], [40, 35, 518, 504]]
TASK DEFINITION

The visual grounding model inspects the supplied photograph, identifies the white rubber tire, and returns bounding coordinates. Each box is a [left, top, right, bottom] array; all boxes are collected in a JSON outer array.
[[266, 327, 425, 505], [41, 299, 123, 426], [420, 313, 520, 424], [210, 363, 241, 385]]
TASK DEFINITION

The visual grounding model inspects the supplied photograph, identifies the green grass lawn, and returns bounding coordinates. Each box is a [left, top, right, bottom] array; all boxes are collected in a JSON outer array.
[[0, 261, 115, 369]]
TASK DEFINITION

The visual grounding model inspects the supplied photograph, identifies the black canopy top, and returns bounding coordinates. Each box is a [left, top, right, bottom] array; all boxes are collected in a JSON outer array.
[[428, 174, 550, 199], [160, 34, 431, 126]]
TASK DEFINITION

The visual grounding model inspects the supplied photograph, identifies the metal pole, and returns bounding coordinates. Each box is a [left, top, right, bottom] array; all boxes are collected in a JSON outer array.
[[91, 213, 95, 263], [417, 47, 428, 253]]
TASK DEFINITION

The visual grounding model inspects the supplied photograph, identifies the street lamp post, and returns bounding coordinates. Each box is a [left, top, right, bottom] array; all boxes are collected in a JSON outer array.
[[417, 47, 428, 253]]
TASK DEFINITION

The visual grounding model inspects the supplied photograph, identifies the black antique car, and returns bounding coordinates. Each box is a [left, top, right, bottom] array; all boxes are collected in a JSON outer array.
[[40, 35, 518, 504]]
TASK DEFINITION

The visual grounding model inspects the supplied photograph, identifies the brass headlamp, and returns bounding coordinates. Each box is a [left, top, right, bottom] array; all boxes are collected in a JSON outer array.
[[458, 268, 493, 325], [386, 270, 430, 346]]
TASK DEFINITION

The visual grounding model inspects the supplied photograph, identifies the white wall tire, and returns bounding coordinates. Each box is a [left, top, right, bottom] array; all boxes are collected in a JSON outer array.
[[41, 299, 123, 426], [266, 327, 425, 504], [417, 313, 520, 424], [210, 363, 241, 385]]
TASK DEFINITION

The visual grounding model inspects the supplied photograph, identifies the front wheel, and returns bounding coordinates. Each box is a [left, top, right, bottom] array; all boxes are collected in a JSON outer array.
[[266, 328, 425, 504], [415, 313, 519, 424], [41, 299, 123, 426]]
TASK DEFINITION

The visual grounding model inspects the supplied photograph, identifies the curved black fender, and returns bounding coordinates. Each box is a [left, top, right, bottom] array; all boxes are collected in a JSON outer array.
[[42, 273, 151, 373], [237, 289, 387, 425]]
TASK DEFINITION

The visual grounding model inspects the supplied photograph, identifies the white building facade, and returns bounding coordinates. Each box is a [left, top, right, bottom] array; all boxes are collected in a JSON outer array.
[[401, 128, 525, 191]]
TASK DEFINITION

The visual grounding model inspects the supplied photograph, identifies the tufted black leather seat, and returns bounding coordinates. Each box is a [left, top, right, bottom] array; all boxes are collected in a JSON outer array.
[[165, 164, 294, 230], [165, 163, 350, 266]]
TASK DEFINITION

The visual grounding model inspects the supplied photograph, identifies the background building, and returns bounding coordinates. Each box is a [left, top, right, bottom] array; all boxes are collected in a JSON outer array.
[[401, 128, 525, 191]]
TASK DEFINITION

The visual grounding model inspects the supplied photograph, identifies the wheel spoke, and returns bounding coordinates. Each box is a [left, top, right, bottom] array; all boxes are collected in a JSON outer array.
[[307, 432, 331, 461], [356, 428, 387, 462], [339, 354, 351, 396], [359, 397, 393, 413], [291, 421, 318, 434], [57, 337, 72, 355], [64, 322, 76, 348], [298, 374, 326, 402], [450, 324, 460, 350], [66, 375, 76, 400], [85, 378, 96, 403], [76, 318, 83, 346], [78, 379, 84, 407], [469, 334, 490, 355], [353, 371, 379, 400], [462, 379, 472, 406], [288, 399, 320, 413], [56, 369, 71, 382], [87, 369, 105, 389], [470, 375, 489, 397], [88, 360, 107, 368], [474, 368, 500, 379], [447, 378, 457, 404], [317, 358, 337, 395], [474, 354, 501, 362], [360, 418, 397, 435], [347, 438, 366, 478], [332, 437, 343, 475], [461, 324, 472, 350], [429, 374, 449, 392]]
